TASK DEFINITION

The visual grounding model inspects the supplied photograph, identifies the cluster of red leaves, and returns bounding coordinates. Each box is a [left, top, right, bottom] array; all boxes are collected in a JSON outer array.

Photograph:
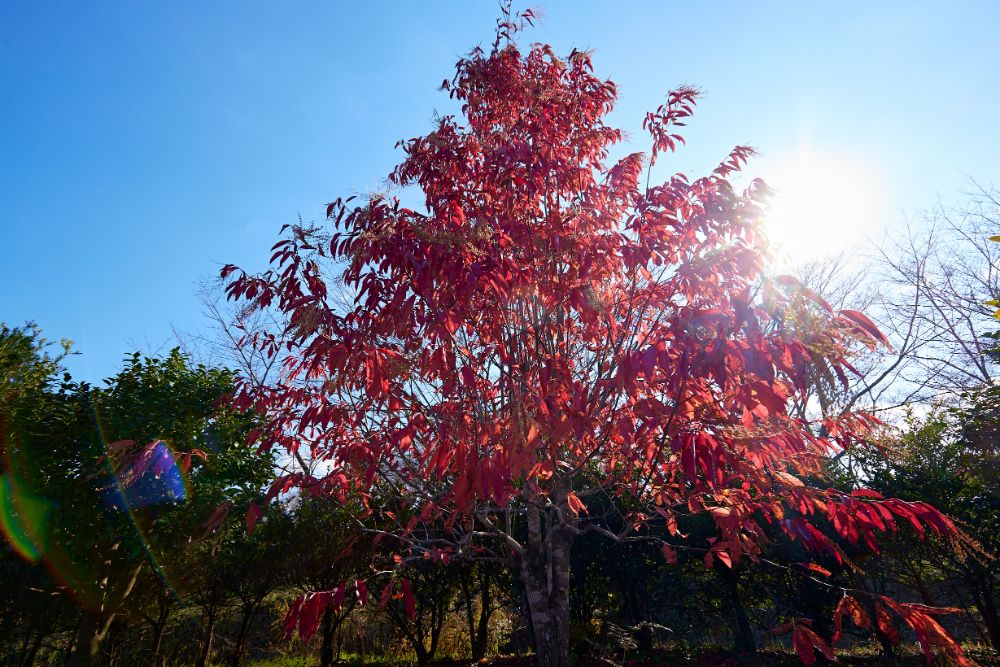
[[222, 19, 968, 664], [771, 594, 970, 666], [281, 576, 424, 643]]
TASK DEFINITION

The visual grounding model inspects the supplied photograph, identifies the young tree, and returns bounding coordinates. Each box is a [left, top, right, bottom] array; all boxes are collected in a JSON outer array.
[[284, 496, 371, 667], [223, 10, 969, 666], [378, 561, 457, 667]]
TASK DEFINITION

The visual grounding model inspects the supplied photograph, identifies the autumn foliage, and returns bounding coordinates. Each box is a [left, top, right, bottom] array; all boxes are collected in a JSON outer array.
[[222, 8, 969, 665]]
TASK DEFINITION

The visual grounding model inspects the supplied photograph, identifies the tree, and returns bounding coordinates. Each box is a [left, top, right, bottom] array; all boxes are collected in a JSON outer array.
[[841, 181, 1000, 414], [0, 327, 143, 665], [858, 395, 1000, 651], [79, 351, 270, 665], [211, 504, 293, 667], [0, 332, 271, 665], [0, 323, 79, 664], [283, 496, 371, 667], [222, 10, 969, 666], [456, 561, 501, 661], [378, 561, 457, 667]]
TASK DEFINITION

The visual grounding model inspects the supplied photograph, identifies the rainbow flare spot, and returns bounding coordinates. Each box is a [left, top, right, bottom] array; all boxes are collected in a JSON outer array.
[[0, 473, 51, 562]]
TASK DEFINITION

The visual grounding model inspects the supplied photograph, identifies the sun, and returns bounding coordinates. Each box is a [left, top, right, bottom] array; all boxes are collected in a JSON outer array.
[[758, 145, 886, 264]]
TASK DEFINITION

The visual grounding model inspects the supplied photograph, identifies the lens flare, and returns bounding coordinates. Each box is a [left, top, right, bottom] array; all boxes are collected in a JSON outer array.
[[103, 440, 189, 510], [97, 438, 192, 601], [0, 473, 51, 561], [3, 422, 194, 610]]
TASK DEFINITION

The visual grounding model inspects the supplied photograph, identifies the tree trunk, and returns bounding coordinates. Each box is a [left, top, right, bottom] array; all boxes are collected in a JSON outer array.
[[149, 624, 165, 667], [978, 580, 1000, 651], [22, 629, 46, 667], [230, 601, 260, 667], [319, 603, 336, 667], [70, 562, 143, 666], [460, 568, 477, 659], [63, 613, 83, 667], [875, 631, 896, 666], [518, 501, 574, 667], [195, 604, 218, 667], [910, 567, 935, 606], [71, 613, 108, 666], [83, 624, 103, 665], [472, 570, 491, 661], [149, 599, 172, 667], [720, 567, 755, 653]]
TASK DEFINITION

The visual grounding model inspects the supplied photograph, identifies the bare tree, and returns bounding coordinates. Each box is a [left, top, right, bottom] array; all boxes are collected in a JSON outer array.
[[791, 179, 1000, 419], [171, 278, 287, 391], [174, 275, 323, 478]]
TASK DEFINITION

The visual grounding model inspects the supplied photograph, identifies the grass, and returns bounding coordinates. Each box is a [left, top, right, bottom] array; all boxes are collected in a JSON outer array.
[[221, 641, 999, 667], [229, 654, 412, 667]]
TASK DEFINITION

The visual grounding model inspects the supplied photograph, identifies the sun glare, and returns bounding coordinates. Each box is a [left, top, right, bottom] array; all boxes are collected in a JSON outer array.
[[759, 145, 886, 264]]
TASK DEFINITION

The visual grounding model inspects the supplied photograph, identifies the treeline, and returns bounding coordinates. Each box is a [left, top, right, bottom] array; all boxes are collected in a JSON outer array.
[[1, 325, 999, 665]]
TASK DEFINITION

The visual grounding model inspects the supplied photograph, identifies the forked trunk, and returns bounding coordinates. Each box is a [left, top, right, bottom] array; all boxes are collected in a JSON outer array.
[[519, 500, 574, 667], [460, 567, 492, 661], [71, 613, 109, 666], [149, 598, 172, 667], [195, 605, 217, 667]]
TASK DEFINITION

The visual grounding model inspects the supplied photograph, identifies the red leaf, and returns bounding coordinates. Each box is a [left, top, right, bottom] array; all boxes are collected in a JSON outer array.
[[332, 584, 346, 614], [833, 595, 869, 642], [792, 627, 817, 665], [566, 491, 587, 516], [298, 591, 329, 642], [283, 595, 304, 639], [796, 562, 832, 577], [379, 582, 393, 609], [401, 579, 416, 620], [713, 548, 733, 569], [246, 502, 264, 536], [356, 579, 368, 606], [792, 624, 835, 665], [776, 275, 833, 312], [874, 603, 900, 645], [661, 543, 678, 565], [204, 502, 232, 533], [839, 309, 893, 350], [880, 598, 971, 666], [771, 621, 794, 635]]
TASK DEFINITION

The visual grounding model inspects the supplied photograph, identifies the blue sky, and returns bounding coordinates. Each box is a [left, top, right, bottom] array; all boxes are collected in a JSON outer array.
[[2, 2, 998, 383]]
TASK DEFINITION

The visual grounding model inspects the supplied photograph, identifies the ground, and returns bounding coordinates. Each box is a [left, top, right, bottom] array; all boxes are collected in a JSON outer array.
[[236, 643, 1000, 667]]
